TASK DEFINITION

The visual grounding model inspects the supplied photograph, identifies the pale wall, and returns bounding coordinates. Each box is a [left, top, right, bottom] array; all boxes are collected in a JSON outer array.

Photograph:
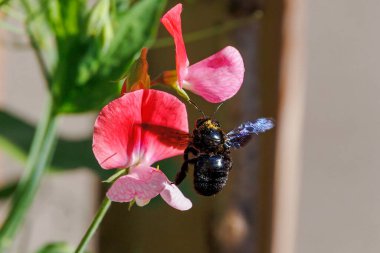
[[297, 1, 380, 252], [0, 30, 98, 252]]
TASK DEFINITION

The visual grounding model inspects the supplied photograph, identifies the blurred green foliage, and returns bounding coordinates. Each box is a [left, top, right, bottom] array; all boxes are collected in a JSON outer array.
[[35, 242, 76, 253], [0, 109, 112, 180], [0, 109, 194, 201], [8, 0, 166, 113], [0, 109, 104, 168], [0, 0, 168, 202]]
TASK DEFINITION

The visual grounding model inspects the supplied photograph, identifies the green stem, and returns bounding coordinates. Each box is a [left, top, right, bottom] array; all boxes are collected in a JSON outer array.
[[0, 97, 58, 252], [103, 168, 127, 183], [19, 0, 52, 85], [152, 10, 263, 49], [75, 197, 112, 253]]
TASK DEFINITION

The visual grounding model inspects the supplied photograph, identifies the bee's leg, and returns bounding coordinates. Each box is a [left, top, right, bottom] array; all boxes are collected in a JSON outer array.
[[175, 146, 199, 185], [175, 161, 190, 185], [184, 146, 199, 160]]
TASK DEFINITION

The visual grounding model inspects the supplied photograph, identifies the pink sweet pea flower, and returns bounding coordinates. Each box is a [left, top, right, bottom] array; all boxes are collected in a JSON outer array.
[[161, 4, 245, 103], [93, 89, 192, 211]]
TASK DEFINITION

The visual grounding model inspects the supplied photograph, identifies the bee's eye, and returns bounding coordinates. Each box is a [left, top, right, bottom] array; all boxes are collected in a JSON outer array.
[[209, 131, 221, 141], [203, 130, 223, 146]]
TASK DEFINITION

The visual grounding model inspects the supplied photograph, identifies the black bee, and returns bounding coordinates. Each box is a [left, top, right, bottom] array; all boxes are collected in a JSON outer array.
[[175, 108, 274, 196]]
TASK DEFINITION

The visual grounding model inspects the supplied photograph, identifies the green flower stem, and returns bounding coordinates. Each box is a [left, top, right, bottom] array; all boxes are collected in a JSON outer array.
[[103, 168, 127, 183], [19, 0, 52, 85], [75, 196, 112, 253], [76, 167, 127, 252], [152, 9, 263, 49], [0, 97, 58, 251]]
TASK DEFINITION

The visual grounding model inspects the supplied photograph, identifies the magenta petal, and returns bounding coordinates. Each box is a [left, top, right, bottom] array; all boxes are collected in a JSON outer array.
[[160, 182, 192, 211], [93, 90, 188, 169], [139, 90, 189, 165], [161, 4, 189, 88], [106, 165, 167, 203], [184, 46, 245, 103], [93, 91, 143, 169]]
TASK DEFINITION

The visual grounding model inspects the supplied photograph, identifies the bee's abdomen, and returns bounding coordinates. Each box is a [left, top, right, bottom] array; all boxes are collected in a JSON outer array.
[[194, 173, 228, 196], [193, 154, 232, 196]]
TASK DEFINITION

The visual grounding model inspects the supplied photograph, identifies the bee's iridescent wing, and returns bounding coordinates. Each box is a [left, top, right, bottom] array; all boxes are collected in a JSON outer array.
[[140, 123, 191, 150], [225, 118, 274, 149]]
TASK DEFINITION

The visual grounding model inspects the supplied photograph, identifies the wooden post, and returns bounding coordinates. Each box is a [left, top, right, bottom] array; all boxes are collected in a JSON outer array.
[[271, 0, 305, 252], [211, 1, 283, 252]]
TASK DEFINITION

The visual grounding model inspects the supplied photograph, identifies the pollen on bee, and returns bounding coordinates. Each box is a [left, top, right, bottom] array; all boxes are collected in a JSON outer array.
[[205, 120, 219, 130]]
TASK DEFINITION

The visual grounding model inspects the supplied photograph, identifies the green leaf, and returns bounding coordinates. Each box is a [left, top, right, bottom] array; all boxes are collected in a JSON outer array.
[[0, 110, 113, 180], [35, 242, 75, 253], [52, 0, 167, 113], [23, 0, 167, 114], [42, 0, 85, 38], [110, 0, 132, 20], [98, 0, 167, 78]]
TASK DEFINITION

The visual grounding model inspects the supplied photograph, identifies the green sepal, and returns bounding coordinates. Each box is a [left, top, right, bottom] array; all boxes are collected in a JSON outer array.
[[128, 199, 136, 211]]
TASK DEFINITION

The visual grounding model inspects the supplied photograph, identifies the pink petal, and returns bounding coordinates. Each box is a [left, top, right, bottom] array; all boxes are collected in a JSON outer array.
[[107, 166, 192, 211], [160, 182, 192, 211], [161, 4, 189, 88], [93, 91, 143, 169], [135, 198, 150, 207], [93, 89, 188, 169], [106, 165, 167, 203], [184, 46, 245, 103], [139, 90, 189, 165]]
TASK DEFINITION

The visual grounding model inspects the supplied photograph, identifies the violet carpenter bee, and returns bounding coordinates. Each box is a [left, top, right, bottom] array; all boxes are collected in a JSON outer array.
[[175, 103, 274, 196]]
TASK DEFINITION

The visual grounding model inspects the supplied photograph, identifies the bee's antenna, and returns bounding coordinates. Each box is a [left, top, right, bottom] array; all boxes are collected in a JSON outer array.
[[189, 100, 206, 118], [212, 103, 224, 118]]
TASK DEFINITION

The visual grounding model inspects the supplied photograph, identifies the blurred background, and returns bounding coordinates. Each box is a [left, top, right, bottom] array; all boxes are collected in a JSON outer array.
[[1, 0, 380, 252]]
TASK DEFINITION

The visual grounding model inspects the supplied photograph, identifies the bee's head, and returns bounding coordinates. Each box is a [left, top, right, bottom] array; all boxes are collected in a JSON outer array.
[[195, 117, 208, 128], [195, 117, 221, 129], [189, 101, 225, 152], [193, 118, 223, 150]]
